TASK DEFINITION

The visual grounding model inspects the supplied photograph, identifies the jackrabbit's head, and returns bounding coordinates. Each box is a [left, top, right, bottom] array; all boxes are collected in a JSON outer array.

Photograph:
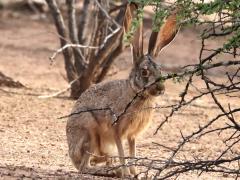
[[124, 3, 179, 96]]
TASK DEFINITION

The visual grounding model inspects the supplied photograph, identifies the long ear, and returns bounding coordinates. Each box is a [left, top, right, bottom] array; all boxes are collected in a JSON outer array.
[[148, 10, 179, 57], [124, 3, 143, 64]]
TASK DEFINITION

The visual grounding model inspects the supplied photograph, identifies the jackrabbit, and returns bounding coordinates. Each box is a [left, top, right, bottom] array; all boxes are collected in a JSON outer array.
[[66, 3, 178, 177]]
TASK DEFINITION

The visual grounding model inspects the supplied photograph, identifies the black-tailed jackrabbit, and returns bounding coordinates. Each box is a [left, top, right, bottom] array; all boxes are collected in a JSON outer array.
[[66, 2, 178, 177]]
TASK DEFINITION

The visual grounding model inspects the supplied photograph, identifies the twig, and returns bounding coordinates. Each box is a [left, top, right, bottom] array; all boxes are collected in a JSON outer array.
[[49, 44, 99, 62], [93, 0, 121, 28], [38, 77, 80, 99]]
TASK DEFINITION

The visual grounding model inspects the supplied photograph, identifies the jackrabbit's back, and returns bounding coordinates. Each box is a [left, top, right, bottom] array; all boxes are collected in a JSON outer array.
[[67, 79, 155, 139], [72, 79, 136, 117]]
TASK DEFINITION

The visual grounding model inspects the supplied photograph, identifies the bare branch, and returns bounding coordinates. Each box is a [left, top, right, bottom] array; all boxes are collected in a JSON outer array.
[[93, 0, 121, 28], [50, 44, 99, 62], [46, 0, 76, 82]]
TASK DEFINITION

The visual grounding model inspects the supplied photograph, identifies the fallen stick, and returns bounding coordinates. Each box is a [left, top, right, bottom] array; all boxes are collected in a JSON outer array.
[[38, 77, 79, 99]]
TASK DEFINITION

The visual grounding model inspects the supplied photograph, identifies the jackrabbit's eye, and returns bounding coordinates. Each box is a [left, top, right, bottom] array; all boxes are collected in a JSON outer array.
[[141, 69, 149, 77]]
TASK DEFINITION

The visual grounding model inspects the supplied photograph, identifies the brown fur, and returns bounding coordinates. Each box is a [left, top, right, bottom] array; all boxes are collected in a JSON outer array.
[[66, 79, 156, 176], [66, 3, 179, 177]]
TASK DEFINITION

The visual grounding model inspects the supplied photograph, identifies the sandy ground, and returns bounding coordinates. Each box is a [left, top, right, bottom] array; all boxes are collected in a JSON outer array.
[[0, 8, 239, 180]]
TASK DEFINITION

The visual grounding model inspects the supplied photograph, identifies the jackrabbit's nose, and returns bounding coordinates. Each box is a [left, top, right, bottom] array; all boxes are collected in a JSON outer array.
[[157, 83, 165, 93], [148, 82, 165, 96]]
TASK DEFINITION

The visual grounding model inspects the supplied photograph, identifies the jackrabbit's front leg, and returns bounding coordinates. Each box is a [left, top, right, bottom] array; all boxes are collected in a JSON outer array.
[[128, 137, 138, 176], [114, 133, 130, 177]]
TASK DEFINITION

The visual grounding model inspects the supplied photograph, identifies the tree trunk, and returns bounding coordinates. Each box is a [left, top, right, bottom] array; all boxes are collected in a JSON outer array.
[[47, 0, 127, 99]]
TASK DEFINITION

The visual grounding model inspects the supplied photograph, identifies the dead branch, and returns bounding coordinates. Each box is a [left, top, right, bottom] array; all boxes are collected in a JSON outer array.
[[47, 0, 128, 98], [37, 77, 81, 99], [66, 0, 87, 73], [93, 0, 121, 28], [0, 72, 24, 88], [46, 0, 76, 82], [49, 44, 99, 62]]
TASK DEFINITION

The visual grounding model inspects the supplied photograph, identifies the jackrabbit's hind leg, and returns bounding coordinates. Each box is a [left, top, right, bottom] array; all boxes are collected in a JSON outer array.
[[90, 155, 107, 166], [78, 147, 91, 172], [91, 154, 114, 166], [106, 156, 115, 167], [69, 130, 91, 172], [89, 155, 117, 176]]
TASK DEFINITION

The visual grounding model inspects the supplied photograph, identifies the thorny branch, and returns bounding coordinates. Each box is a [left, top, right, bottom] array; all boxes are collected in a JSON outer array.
[[57, 1, 240, 179], [60, 57, 240, 178]]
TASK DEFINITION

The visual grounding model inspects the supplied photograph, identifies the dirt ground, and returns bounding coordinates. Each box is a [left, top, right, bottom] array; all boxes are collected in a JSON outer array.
[[0, 8, 239, 180]]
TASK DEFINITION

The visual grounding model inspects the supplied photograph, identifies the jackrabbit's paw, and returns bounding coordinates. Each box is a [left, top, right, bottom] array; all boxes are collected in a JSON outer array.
[[115, 167, 133, 178], [81, 166, 116, 177], [137, 174, 153, 180], [130, 166, 138, 176]]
